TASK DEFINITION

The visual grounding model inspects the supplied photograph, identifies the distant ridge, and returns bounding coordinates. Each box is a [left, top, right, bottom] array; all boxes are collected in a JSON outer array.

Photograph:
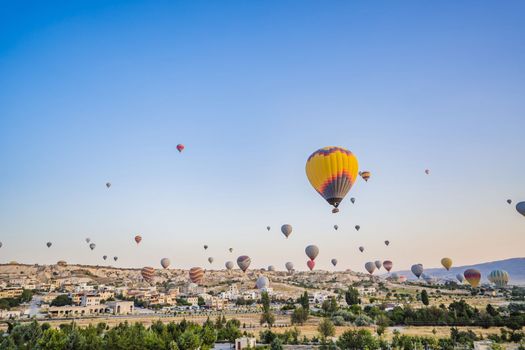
[[393, 257, 525, 285]]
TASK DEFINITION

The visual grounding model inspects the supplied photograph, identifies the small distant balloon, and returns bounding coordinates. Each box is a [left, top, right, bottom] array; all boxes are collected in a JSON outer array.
[[281, 224, 292, 238], [46, 242, 52, 248], [89, 243, 96, 250], [208, 257, 214, 264], [103, 255, 107, 261], [384, 240, 390, 246], [134, 235, 142, 244], [507, 199, 512, 204], [411, 264, 424, 278], [237, 255, 251, 272], [383, 260, 393, 272], [305, 245, 319, 261], [360, 171, 371, 182], [229, 248, 233, 253], [106, 182, 111, 188], [268, 265, 275, 272], [203, 245, 208, 250], [266, 226, 271, 231], [85, 238, 91, 244], [441, 257, 453, 271], [333, 225, 338, 230], [225, 261, 234, 270], [374, 260, 382, 270], [307, 260, 315, 271], [355, 225, 360, 231], [365, 262, 375, 275], [350, 197, 356, 204], [113, 256, 118, 261], [160, 258, 170, 269], [331, 258, 338, 267], [285, 262, 294, 272], [176, 144, 185, 153], [456, 273, 464, 283], [359, 246, 364, 253], [464, 269, 481, 288], [425, 169, 430, 175]]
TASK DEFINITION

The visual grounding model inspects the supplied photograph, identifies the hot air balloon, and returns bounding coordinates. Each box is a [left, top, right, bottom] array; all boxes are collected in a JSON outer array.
[[266, 226, 271, 231], [208, 257, 214, 264], [305, 146, 359, 213], [160, 258, 170, 269], [365, 262, 375, 274], [359, 246, 364, 253], [423, 274, 435, 285], [384, 240, 390, 246], [333, 225, 338, 230], [425, 169, 430, 175], [0, 242, 3, 248], [229, 248, 233, 253], [225, 261, 234, 270], [516, 202, 525, 216], [411, 264, 424, 278], [360, 171, 371, 182], [89, 243, 96, 250], [488, 270, 509, 288], [268, 265, 275, 272], [441, 258, 453, 271], [374, 260, 382, 270], [113, 256, 118, 261], [331, 259, 338, 267], [281, 224, 292, 238], [355, 225, 360, 231], [106, 182, 111, 188], [383, 260, 393, 272], [141, 267, 155, 283], [350, 197, 356, 204], [285, 262, 294, 273], [389, 272, 399, 281], [203, 245, 208, 250], [398, 275, 407, 283], [103, 255, 107, 260], [307, 260, 315, 271], [134, 235, 142, 244], [456, 273, 465, 283], [237, 255, 251, 272], [176, 144, 185, 153], [256, 276, 270, 290], [46, 242, 52, 248], [305, 245, 319, 261], [189, 267, 204, 284], [85, 238, 91, 244], [506, 199, 512, 204], [464, 269, 481, 288]]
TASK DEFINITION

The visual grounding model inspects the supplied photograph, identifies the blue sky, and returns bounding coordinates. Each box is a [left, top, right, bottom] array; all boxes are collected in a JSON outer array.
[[1, 1, 524, 272]]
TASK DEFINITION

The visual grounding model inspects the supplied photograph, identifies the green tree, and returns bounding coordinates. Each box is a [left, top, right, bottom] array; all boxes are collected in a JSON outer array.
[[318, 318, 336, 339], [291, 306, 309, 325], [298, 291, 309, 310], [270, 337, 283, 350], [421, 290, 429, 306], [337, 329, 379, 350], [345, 287, 360, 306], [260, 291, 275, 327], [178, 328, 202, 350], [50, 294, 72, 307]]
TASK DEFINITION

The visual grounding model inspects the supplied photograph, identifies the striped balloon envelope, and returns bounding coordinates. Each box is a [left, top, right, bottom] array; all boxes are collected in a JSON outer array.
[[189, 267, 205, 284], [237, 255, 251, 272], [464, 269, 481, 288], [305, 146, 359, 213], [488, 269, 509, 288], [141, 266, 155, 283]]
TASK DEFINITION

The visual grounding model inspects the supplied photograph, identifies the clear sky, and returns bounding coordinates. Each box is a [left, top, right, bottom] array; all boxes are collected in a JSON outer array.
[[1, 1, 524, 272]]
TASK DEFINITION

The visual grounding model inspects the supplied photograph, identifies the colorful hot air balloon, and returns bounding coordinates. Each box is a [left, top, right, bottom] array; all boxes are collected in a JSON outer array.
[[331, 258, 338, 267], [307, 260, 315, 271], [350, 197, 356, 204], [411, 264, 424, 278], [384, 240, 390, 246], [464, 269, 481, 288], [203, 245, 208, 250], [256, 276, 270, 290], [488, 270, 509, 288], [85, 238, 91, 244], [507, 199, 512, 204], [305, 146, 359, 213], [365, 262, 375, 275], [89, 243, 96, 250], [374, 260, 382, 270], [333, 225, 338, 230], [134, 235, 142, 244], [359, 246, 364, 253], [398, 275, 407, 283], [285, 262, 294, 273], [225, 261, 234, 270], [355, 225, 360, 231], [176, 144, 185, 153], [441, 257, 453, 271], [266, 226, 271, 231], [46, 242, 52, 248], [208, 257, 214, 264], [189, 267, 204, 284], [383, 260, 393, 272], [113, 256, 118, 261], [268, 265, 275, 272], [103, 255, 107, 260], [160, 258, 170, 269], [360, 171, 371, 182], [141, 267, 155, 283], [516, 202, 525, 216], [237, 255, 251, 272], [456, 273, 465, 283], [281, 224, 292, 238], [106, 182, 111, 188], [305, 245, 319, 261]]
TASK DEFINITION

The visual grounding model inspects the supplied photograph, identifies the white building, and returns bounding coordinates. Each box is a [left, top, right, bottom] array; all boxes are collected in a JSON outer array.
[[235, 337, 256, 350]]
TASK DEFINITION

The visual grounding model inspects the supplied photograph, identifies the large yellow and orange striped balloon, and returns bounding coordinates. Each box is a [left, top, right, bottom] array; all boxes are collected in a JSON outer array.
[[305, 146, 359, 212]]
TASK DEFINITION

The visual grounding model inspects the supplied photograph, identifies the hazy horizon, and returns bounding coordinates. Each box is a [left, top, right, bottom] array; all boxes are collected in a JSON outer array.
[[1, 1, 524, 272]]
